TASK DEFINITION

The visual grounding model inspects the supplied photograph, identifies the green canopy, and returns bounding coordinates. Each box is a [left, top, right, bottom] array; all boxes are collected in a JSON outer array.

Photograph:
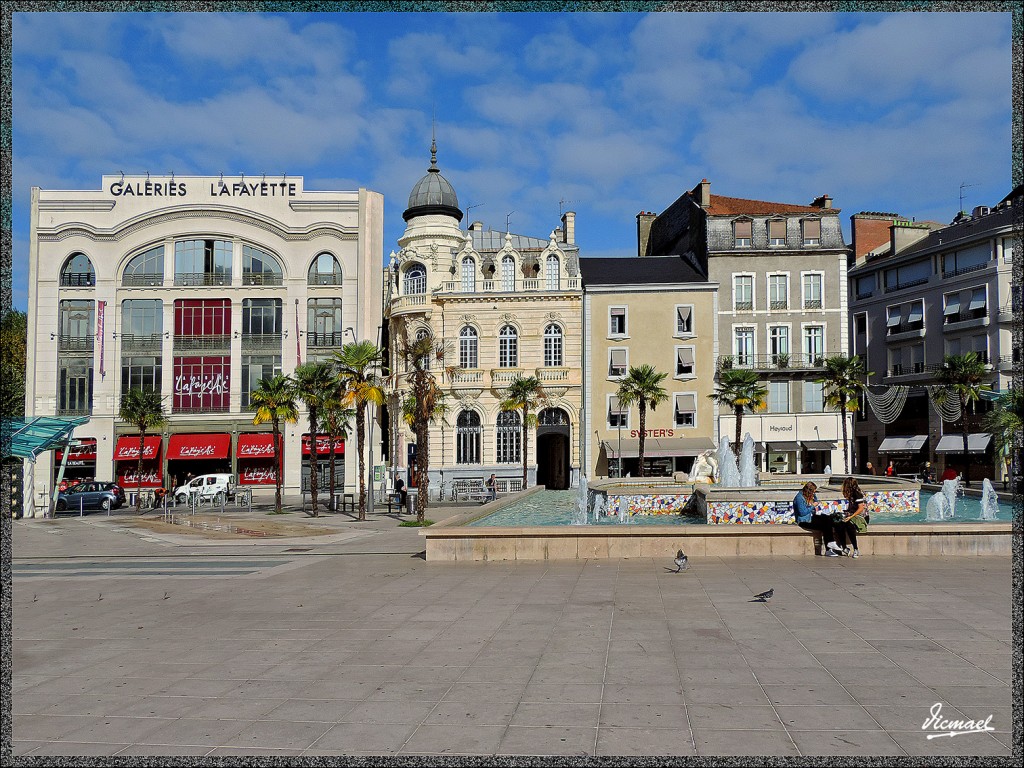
[[1, 417, 90, 462]]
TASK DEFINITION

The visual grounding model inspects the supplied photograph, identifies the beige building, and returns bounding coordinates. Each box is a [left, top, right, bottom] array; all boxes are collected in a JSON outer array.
[[581, 257, 718, 477], [847, 185, 1019, 481], [638, 180, 853, 474], [24, 174, 383, 514], [384, 144, 583, 493]]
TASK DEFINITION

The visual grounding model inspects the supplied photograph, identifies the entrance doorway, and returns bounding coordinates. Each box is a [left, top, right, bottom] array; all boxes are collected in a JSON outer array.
[[536, 408, 571, 490]]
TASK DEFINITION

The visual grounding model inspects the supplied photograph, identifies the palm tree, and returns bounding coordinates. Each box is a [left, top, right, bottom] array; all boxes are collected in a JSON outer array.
[[815, 355, 872, 474], [500, 376, 547, 487], [118, 387, 166, 513], [709, 368, 768, 458], [933, 352, 991, 486], [981, 387, 1023, 482], [617, 364, 669, 477], [249, 374, 298, 514], [333, 341, 385, 521], [393, 327, 453, 523], [293, 361, 337, 516], [318, 379, 356, 514]]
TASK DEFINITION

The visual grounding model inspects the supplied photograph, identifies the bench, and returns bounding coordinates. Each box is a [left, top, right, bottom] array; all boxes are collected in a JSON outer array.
[[453, 478, 491, 503]]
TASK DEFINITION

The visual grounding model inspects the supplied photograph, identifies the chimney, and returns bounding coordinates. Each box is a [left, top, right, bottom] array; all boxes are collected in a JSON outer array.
[[890, 221, 931, 256], [560, 211, 575, 245], [812, 194, 833, 209], [850, 212, 906, 266], [469, 221, 484, 232], [696, 178, 711, 207], [637, 211, 657, 257]]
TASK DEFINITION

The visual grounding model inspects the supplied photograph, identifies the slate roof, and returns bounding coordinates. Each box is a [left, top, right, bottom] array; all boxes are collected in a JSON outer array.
[[579, 256, 707, 286], [704, 194, 840, 216]]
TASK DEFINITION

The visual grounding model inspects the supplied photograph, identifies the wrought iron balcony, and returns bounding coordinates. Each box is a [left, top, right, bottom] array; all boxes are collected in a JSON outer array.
[[173, 334, 230, 352], [241, 333, 283, 351], [716, 353, 825, 372], [308, 273, 344, 286], [943, 309, 988, 327], [173, 405, 230, 414], [242, 272, 284, 286], [58, 335, 94, 352], [57, 406, 92, 417], [883, 277, 929, 293], [121, 274, 164, 287], [769, 300, 789, 310], [120, 333, 163, 352], [734, 300, 753, 311], [942, 261, 989, 278], [803, 299, 823, 309], [59, 273, 96, 287], [174, 272, 232, 287], [306, 332, 346, 348]]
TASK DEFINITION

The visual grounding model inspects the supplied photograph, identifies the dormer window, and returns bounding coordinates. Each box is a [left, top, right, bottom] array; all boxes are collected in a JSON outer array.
[[404, 263, 426, 295], [733, 219, 752, 248], [802, 219, 821, 247], [768, 219, 786, 247]]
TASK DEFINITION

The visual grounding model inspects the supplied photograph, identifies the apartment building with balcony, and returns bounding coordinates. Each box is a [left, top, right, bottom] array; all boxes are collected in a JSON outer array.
[[636, 179, 852, 474], [580, 256, 718, 478], [25, 175, 383, 512], [848, 185, 1020, 481], [384, 144, 583, 491]]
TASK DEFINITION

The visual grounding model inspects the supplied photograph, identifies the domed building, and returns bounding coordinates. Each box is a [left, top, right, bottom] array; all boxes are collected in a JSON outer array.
[[385, 142, 584, 498]]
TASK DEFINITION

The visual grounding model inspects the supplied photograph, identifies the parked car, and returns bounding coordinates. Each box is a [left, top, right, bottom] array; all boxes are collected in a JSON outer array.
[[174, 474, 235, 505], [56, 481, 126, 513]]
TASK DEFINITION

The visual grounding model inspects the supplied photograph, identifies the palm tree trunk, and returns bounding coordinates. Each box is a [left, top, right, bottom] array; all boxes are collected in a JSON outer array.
[[308, 410, 319, 515], [415, 418, 429, 523], [734, 406, 743, 457], [272, 417, 282, 514], [961, 395, 971, 487], [840, 394, 849, 474], [136, 429, 146, 513], [328, 424, 337, 512], [521, 405, 528, 487], [638, 401, 647, 477], [356, 402, 367, 521]]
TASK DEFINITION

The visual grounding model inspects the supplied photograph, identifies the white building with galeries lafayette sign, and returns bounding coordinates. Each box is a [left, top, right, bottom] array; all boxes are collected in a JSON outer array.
[[23, 174, 383, 514]]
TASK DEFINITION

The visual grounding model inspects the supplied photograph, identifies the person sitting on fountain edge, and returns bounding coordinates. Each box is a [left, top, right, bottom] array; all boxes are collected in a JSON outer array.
[[836, 477, 868, 558], [794, 482, 843, 557]]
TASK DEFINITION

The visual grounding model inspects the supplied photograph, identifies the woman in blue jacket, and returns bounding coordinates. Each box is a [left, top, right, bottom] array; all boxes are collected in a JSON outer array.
[[794, 481, 843, 557]]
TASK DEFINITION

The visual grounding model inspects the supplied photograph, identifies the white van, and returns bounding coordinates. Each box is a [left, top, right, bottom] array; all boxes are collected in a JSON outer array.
[[174, 474, 234, 504]]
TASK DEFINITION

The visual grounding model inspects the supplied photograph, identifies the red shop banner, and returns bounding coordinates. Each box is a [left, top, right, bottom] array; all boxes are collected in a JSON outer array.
[[237, 433, 282, 459], [173, 356, 230, 411], [166, 433, 231, 460], [118, 465, 163, 488], [113, 435, 162, 461], [55, 438, 98, 466], [301, 434, 346, 456], [239, 465, 278, 485]]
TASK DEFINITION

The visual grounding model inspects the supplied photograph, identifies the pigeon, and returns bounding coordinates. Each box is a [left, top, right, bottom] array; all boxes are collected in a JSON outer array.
[[753, 588, 774, 602], [673, 549, 688, 573]]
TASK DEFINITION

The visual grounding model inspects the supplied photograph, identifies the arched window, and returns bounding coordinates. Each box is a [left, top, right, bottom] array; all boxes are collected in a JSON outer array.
[[543, 324, 563, 367], [459, 326, 478, 369], [461, 257, 476, 293], [123, 245, 164, 287], [456, 411, 482, 464], [415, 328, 431, 370], [546, 254, 560, 290], [174, 239, 232, 286], [60, 252, 95, 287], [308, 252, 343, 286], [501, 255, 516, 292], [499, 325, 518, 368], [496, 411, 522, 464], [538, 408, 569, 426], [243, 245, 283, 285], [404, 263, 427, 295]]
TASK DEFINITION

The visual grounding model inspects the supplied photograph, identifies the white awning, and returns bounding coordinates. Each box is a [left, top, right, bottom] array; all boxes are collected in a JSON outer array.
[[802, 440, 836, 450], [944, 295, 961, 315], [877, 435, 928, 453], [767, 441, 800, 451], [968, 289, 987, 311], [906, 302, 924, 323], [935, 433, 992, 454], [887, 309, 902, 327], [610, 349, 627, 367], [675, 393, 697, 413], [677, 347, 694, 367], [608, 396, 626, 415]]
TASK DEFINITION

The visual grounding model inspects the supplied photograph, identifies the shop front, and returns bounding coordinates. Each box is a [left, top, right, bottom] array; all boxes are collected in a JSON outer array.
[[166, 433, 231, 488], [602, 437, 715, 478], [54, 438, 97, 490], [935, 432, 993, 483], [237, 433, 281, 487], [877, 434, 929, 476], [301, 434, 345, 491], [114, 435, 163, 488]]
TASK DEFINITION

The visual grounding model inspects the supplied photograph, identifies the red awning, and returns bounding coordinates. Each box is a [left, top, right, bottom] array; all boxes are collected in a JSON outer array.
[[114, 435, 162, 461], [237, 433, 281, 459], [166, 433, 231, 460], [302, 434, 346, 456], [55, 438, 98, 463]]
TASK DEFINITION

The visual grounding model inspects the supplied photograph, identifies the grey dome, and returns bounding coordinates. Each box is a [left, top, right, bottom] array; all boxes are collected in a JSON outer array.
[[403, 140, 463, 222]]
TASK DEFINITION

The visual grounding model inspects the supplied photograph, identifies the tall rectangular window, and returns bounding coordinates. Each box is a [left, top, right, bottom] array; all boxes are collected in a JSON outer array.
[[242, 355, 282, 408], [59, 300, 95, 341], [608, 396, 628, 429], [609, 348, 628, 378], [768, 274, 788, 309], [121, 300, 162, 338], [121, 356, 162, 395], [733, 219, 752, 248], [675, 305, 693, 335], [609, 307, 627, 336], [803, 381, 824, 412], [768, 219, 786, 246], [242, 299, 282, 335], [911, 343, 925, 372], [769, 326, 790, 362], [734, 328, 754, 365], [307, 298, 343, 347], [734, 275, 753, 311], [803, 325, 824, 364], [675, 346, 695, 377], [767, 381, 789, 413], [802, 219, 821, 246], [674, 393, 696, 428], [173, 355, 230, 413], [174, 299, 231, 336], [58, 357, 93, 414], [803, 273, 823, 309], [174, 239, 232, 286]]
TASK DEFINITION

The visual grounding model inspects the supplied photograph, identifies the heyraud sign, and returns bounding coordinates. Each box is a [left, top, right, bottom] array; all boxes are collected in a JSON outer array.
[[108, 176, 298, 198]]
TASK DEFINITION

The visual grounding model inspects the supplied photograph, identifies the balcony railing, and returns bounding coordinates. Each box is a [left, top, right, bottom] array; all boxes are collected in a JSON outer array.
[[434, 277, 583, 296], [997, 302, 1015, 323], [490, 368, 525, 384], [120, 333, 163, 352], [886, 322, 925, 336], [173, 334, 230, 352], [389, 294, 428, 314], [241, 333, 283, 351], [56, 406, 92, 417], [174, 272, 232, 287], [998, 354, 1014, 370], [942, 261, 989, 278], [449, 369, 484, 386], [60, 273, 96, 287], [242, 272, 284, 286], [536, 367, 571, 382], [173, 405, 230, 415], [308, 273, 343, 286], [769, 300, 788, 310], [306, 332, 346, 348], [734, 300, 753, 311], [884, 277, 929, 293], [803, 299, 823, 309], [716, 353, 825, 372], [58, 335, 94, 352], [122, 274, 164, 287], [944, 309, 988, 325]]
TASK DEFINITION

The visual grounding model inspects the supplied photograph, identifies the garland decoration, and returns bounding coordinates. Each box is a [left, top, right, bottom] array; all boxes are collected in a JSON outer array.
[[864, 385, 909, 424]]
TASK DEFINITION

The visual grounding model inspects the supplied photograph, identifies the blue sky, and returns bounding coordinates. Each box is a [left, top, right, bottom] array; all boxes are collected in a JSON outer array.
[[10, 10, 1014, 310]]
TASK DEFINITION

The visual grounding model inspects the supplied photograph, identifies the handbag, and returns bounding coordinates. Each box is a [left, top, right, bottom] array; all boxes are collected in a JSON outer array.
[[831, 510, 845, 524], [852, 514, 869, 533]]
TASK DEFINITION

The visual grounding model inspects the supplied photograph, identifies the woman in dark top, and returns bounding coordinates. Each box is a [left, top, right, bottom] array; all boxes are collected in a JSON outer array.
[[838, 476, 868, 558], [793, 482, 843, 557]]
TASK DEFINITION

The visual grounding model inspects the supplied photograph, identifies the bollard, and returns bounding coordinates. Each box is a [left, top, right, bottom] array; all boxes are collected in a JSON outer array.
[[220, 493, 225, 514], [80, 495, 84, 517]]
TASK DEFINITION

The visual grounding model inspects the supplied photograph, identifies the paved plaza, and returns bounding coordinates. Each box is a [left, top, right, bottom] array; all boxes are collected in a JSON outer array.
[[9, 504, 1015, 758]]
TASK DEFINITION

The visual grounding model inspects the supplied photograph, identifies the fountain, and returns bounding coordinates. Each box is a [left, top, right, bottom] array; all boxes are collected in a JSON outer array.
[[942, 478, 962, 518], [979, 478, 1000, 520], [591, 492, 607, 524], [925, 492, 952, 521], [716, 438, 741, 487], [738, 434, 758, 487], [571, 473, 590, 526]]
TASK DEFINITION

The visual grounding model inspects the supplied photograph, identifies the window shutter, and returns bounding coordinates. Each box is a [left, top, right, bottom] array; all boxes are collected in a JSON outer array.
[[802, 219, 821, 239], [768, 220, 786, 240], [677, 347, 695, 367], [734, 220, 752, 238]]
